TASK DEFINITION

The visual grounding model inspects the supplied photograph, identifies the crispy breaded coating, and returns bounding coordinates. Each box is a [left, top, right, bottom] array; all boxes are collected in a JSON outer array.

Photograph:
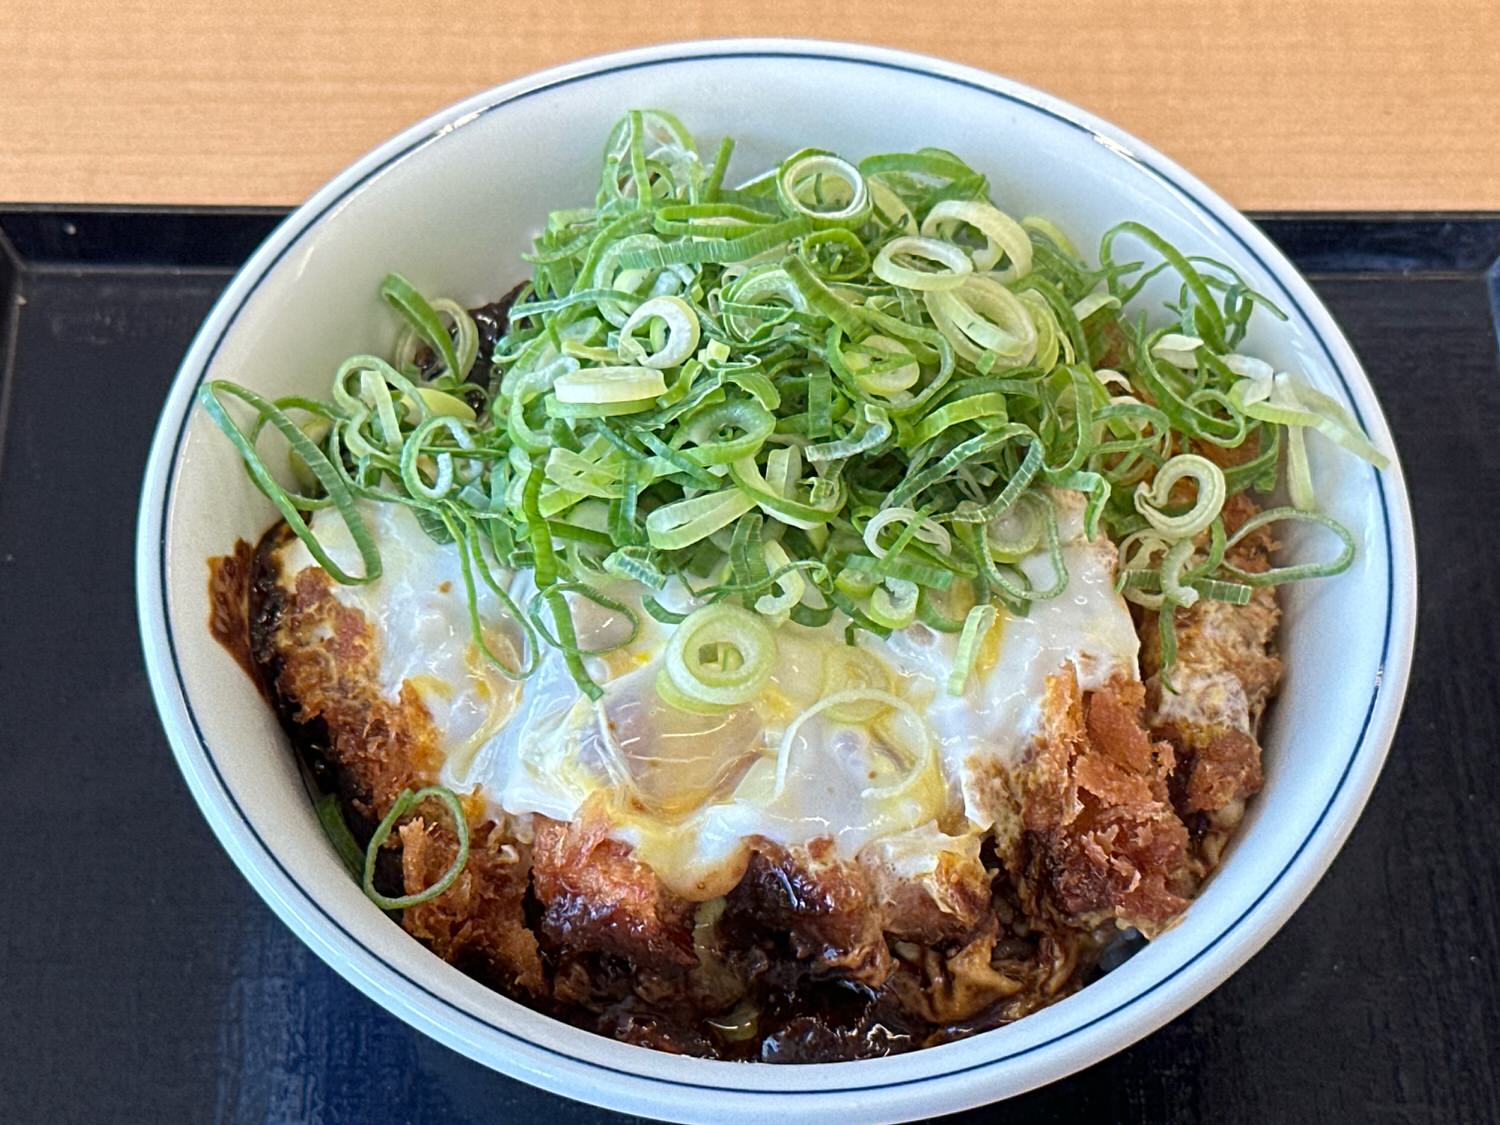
[[531, 813, 698, 970], [399, 816, 545, 995], [1143, 493, 1281, 831], [1014, 668, 1192, 934], [238, 481, 1284, 1057], [269, 563, 440, 819], [254, 533, 544, 994], [207, 539, 258, 681], [858, 827, 992, 945]]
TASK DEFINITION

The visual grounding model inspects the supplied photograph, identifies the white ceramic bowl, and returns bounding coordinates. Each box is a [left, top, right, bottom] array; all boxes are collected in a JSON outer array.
[[137, 38, 1416, 1124]]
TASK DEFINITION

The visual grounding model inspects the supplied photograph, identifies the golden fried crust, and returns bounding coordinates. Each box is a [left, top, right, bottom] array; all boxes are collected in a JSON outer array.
[[1015, 668, 1191, 934], [399, 817, 546, 996], [531, 813, 698, 969], [242, 487, 1281, 1053], [1183, 730, 1262, 815], [260, 549, 545, 994], [861, 844, 992, 946], [1143, 492, 1279, 824], [272, 566, 441, 818]]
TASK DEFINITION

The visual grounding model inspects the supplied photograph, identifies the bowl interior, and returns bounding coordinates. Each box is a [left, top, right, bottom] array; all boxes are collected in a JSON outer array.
[[145, 43, 1407, 1122]]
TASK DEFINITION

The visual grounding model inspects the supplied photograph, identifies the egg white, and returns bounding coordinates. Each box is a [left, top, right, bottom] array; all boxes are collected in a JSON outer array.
[[278, 489, 1138, 900]]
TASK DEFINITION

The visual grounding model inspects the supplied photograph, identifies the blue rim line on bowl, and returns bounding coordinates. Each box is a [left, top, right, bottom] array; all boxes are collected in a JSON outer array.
[[145, 45, 1399, 1097]]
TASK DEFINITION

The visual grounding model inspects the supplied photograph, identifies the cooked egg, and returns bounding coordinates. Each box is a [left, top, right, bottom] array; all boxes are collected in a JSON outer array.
[[277, 488, 1139, 899]]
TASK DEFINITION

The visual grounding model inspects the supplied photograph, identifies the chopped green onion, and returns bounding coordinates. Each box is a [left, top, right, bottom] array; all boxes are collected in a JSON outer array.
[[361, 786, 470, 911], [1133, 454, 1227, 539], [381, 273, 466, 381], [868, 577, 919, 629], [646, 488, 757, 550], [925, 277, 1037, 364], [553, 365, 667, 404], [862, 506, 952, 558], [618, 295, 701, 369], [1220, 507, 1356, 586], [660, 603, 777, 709], [776, 150, 871, 228], [873, 235, 973, 291], [948, 604, 998, 695], [986, 494, 1044, 562], [315, 793, 364, 878], [1231, 371, 1390, 471], [201, 111, 1386, 698], [199, 381, 379, 586], [920, 199, 1032, 280]]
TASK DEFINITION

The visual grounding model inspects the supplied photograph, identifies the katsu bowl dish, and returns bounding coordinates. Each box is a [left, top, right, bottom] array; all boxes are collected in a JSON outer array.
[[140, 42, 1414, 1123]]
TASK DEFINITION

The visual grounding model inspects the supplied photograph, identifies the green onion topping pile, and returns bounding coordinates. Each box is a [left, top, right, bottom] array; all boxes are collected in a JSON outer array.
[[203, 108, 1388, 722]]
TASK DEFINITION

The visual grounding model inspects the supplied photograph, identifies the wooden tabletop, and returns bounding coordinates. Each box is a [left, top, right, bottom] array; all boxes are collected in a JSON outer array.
[[2, 0, 1496, 211]]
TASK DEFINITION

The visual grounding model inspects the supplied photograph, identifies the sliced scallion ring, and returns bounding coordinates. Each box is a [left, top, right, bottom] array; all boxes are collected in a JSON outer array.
[[868, 577, 919, 629], [401, 386, 476, 424], [618, 295, 702, 369], [843, 334, 921, 397], [552, 365, 668, 404], [925, 277, 1038, 364], [661, 603, 778, 709], [775, 150, 871, 228], [1116, 529, 1174, 609], [1133, 454, 1227, 539], [872, 235, 974, 291], [987, 495, 1043, 562], [361, 786, 470, 911], [198, 111, 1388, 698], [920, 199, 1033, 281], [863, 506, 952, 559]]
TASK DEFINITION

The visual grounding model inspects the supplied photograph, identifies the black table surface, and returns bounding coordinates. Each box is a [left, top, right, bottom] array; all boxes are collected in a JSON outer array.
[[2, 210, 1497, 1125]]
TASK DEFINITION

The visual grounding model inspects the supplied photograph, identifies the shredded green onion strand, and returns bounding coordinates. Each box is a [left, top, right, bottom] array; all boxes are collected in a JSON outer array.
[[361, 786, 470, 910], [381, 273, 468, 381], [1133, 453, 1227, 539], [1220, 507, 1356, 585], [315, 793, 364, 878], [202, 110, 1387, 694], [660, 603, 778, 709], [948, 604, 998, 695]]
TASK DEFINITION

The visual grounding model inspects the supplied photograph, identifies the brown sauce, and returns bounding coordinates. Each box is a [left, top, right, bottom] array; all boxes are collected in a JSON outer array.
[[206, 540, 258, 682]]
